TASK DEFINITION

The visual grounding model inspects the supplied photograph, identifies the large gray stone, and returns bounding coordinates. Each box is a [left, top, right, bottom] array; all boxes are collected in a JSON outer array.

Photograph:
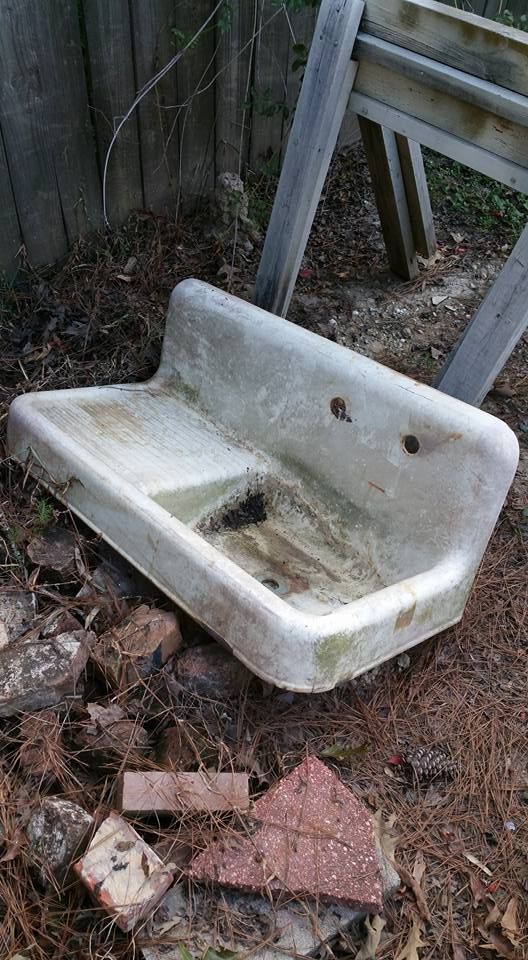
[[0, 629, 94, 716], [0, 589, 34, 648], [26, 797, 93, 885]]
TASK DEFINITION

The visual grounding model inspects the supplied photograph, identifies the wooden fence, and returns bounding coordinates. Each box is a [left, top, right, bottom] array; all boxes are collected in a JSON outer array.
[[0, 0, 525, 276]]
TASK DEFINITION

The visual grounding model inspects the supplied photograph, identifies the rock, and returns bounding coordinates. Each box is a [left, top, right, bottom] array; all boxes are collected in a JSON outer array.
[[76, 702, 150, 768], [175, 643, 252, 699], [188, 756, 383, 913], [26, 797, 93, 885], [0, 589, 34, 648], [92, 605, 182, 688], [141, 883, 362, 960], [75, 813, 173, 932], [41, 609, 83, 638], [210, 172, 260, 245], [18, 710, 64, 780], [26, 525, 78, 577], [0, 630, 94, 717]]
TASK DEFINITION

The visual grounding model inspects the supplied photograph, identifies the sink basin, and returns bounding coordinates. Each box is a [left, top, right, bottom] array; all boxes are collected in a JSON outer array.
[[8, 279, 518, 691]]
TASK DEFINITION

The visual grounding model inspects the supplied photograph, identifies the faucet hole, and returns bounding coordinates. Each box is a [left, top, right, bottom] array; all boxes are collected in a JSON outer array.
[[330, 397, 347, 420], [402, 434, 420, 455]]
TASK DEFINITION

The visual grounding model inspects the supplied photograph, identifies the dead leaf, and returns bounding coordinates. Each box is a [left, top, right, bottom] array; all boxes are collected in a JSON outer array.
[[356, 915, 386, 959], [500, 898, 519, 943], [86, 702, 126, 727], [469, 872, 488, 906], [452, 928, 466, 960], [116, 273, 133, 283], [463, 851, 492, 876], [412, 850, 426, 884], [450, 231, 465, 243], [373, 810, 398, 863], [477, 925, 516, 959], [397, 861, 431, 924], [485, 904, 502, 928], [320, 741, 370, 761], [395, 919, 426, 960]]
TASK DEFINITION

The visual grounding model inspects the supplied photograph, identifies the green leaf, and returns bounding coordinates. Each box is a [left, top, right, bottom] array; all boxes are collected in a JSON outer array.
[[203, 950, 239, 960], [320, 741, 370, 761]]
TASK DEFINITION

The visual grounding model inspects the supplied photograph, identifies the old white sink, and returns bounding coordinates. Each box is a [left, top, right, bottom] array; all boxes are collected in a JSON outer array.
[[8, 280, 518, 691]]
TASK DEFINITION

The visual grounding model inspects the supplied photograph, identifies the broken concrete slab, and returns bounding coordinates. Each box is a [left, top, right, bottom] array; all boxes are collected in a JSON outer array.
[[74, 812, 173, 932], [0, 589, 35, 648], [117, 770, 250, 815], [26, 797, 93, 885], [0, 629, 94, 717], [92, 605, 182, 688], [27, 525, 79, 577], [175, 643, 252, 699], [189, 756, 383, 913], [140, 883, 362, 960]]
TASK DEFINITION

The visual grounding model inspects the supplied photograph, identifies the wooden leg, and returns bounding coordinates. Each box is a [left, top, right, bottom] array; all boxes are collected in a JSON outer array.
[[435, 223, 528, 405], [254, 0, 365, 317], [395, 135, 436, 259], [359, 117, 418, 280]]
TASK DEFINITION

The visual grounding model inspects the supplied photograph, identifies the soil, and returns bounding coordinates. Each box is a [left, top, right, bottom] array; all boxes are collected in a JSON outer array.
[[0, 143, 527, 959]]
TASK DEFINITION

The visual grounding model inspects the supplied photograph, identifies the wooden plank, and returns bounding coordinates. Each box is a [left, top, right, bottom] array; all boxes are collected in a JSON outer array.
[[83, 0, 143, 225], [129, 1, 179, 215], [281, 3, 318, 164], [435, 224, 528, 405], [175, 0, 216, 209], [359, 118, 418, 280], [0, 0, 101, 267], [354, 33, 528, 128], [118, 770, 250, 814], [254, 0, 364, 317], [354, 60, 528, 171], [396, 135, 436, 258], [361, 0, 528, 97], [348, 93, 528, 194], [0, 129, 22, 277], [249, 1, 290, 172], [215, 1, 257, 174]]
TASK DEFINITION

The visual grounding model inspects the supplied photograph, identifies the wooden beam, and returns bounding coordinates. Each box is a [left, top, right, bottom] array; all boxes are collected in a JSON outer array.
[[353, 60, 528, 171], [348, 93, 528, 193], [118, 770, 250, 814], [396, 135, 436, 259], [435, 224, 528, 405], [354, 33, 528, 129], [359, 118, 419, 280], [361, 0, 528, 97], [254, 0, 364, 316]]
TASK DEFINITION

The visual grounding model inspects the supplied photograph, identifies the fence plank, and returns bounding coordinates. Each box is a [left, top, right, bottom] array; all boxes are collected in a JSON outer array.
[[0, 0, 101, 266], [396, 135, 436, 258], [215, 1, 257, 174], [254, 0, 364, 317], [359, 118, 418, 279], [0, 131, 22, 278], [362, 0, 528, 97], [283, 3, 318, 159], [249, 2, 290, 172], [175, 0, 216, 209], [129, 1, 178, 215], [83, 0, 143, 225], [435, 224, 528, 405]]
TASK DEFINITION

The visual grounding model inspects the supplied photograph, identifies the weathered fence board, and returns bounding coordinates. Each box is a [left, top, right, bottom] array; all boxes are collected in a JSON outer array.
[[0, 133, 22, 278], [396, 135, 437, 259], [249, 2, 290, 171], [174, 0, 216, 209], [129, 0, 179, 215], [83, 0, 143, 225], [435, 223, 528, 404], [215, 1, 257, 174], [0, 0, 101, 266]]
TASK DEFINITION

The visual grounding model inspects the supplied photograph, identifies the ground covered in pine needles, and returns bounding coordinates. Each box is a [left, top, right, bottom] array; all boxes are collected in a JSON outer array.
[[0, 145, 527, 959]]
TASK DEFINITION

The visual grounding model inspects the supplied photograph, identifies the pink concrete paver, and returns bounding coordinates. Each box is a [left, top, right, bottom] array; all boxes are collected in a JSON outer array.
[[188, 756, 383, 913]]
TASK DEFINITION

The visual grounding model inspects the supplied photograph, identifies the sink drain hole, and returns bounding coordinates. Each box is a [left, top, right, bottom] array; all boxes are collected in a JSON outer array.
[[261, 577, 280, 592]]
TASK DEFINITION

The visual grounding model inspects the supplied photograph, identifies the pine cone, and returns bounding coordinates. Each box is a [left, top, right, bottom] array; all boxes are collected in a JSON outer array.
[[404, 745, 457, 783]]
